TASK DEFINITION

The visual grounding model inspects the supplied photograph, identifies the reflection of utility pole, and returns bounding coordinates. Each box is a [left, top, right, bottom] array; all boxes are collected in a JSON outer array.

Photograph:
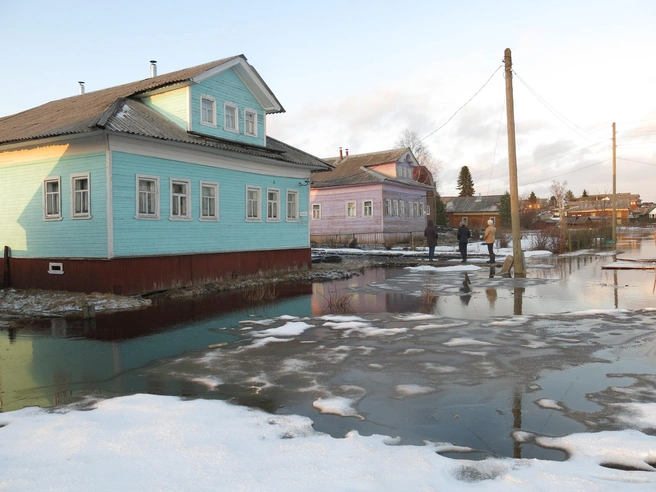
[[614, 269, 618, 309], [512, 386, 522, 459], [504, 48, 525, 277], [612, 122, 617, 241], [513, 287, 524, 316]]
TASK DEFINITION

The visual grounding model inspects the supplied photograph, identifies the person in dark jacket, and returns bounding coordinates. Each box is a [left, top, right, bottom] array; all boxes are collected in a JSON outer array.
[[457, 221, 471, 262], [424, 219, 438, 261]]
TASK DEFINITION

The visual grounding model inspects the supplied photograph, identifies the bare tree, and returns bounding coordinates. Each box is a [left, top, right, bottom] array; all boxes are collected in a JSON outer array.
[[550, 180, 567, 223], [395, 129, 441, 181]]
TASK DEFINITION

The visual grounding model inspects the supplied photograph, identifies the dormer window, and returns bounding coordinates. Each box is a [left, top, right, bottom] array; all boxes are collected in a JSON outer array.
[[200, 95, 216, 127], [244, 109, 257, 137], [224, 102, 238, 132]]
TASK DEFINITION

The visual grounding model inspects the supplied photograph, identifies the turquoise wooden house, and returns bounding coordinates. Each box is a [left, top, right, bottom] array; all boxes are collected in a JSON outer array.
[[0, 55, 332, 295]]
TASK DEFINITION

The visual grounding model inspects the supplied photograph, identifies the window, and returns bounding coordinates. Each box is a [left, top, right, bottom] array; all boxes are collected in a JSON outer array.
[[43, 177, 61, 220], [286, 190, 299, 221], [244, 109, 257, 137], [408, 202, 414, 217], [224, 102, 238, 132], [312, 203, 321, 220], [413, 202, 418, 217], [385, 199, 391, 216], [462, 217, 468, 225], [246, 186, 261, 221], [48, 262, 64, 275], [399, 201, 405, 217], [71, 174, 90, 219], [363, 199, 373, 217], [267, 188, 280, 221], [488, 217, 496, 225], [346, 201, 356, 218], [419, 203, 424, 216], [200, 181, 219, 220], [170, 179, 191, 220], [392, 199, 399, 216], [137, 175, 159, 219], [200, 95, 216, 126]]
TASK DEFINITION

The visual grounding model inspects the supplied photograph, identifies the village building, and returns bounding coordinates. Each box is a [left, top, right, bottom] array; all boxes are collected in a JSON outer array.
[[309, 148, 435, 246], [0, 56, 332, 295], [442, 195, 502, 230]]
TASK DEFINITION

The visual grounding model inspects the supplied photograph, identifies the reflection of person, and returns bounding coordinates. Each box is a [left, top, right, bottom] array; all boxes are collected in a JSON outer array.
[[424, 219, 439, 261], [457, 221, 471, 262], [484, 219, 496, 264]]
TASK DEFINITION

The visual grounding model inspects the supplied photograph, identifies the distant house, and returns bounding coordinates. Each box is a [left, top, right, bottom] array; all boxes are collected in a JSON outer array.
[[646, 205, 656, 219], [573, 193, 641, 210], [310, 148, 435, 245], [0, 55, 332, 294], [442, 195, 502, 230], [565, 198, 632, 225]]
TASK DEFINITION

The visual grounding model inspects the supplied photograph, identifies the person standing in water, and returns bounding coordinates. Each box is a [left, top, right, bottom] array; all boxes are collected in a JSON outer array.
[[457, 221, 471, 262], [484, 219, 496, 264], [424, 219, 438, 261]]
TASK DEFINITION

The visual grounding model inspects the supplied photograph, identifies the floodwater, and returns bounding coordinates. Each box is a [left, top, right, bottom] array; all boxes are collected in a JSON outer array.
[[1, 229, 655, 461]]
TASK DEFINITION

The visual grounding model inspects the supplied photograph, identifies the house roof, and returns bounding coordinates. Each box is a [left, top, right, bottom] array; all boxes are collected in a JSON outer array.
[[312, 148, 431, 188], [442, 195, 503, 214], [0, 56, 331, 171], [566, 199, 632, 213]]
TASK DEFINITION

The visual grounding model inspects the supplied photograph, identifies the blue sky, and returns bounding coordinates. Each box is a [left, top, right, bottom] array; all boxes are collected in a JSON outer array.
[[1, 0, 655, 201]]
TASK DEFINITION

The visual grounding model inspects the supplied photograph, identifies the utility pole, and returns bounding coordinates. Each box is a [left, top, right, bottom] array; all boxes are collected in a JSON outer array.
[[504, 48, 525, 276], [612, 122, 617, 241]]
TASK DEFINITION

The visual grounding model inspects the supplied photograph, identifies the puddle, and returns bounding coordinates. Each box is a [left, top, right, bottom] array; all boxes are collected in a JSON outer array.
[[1, 230, 655, 460]]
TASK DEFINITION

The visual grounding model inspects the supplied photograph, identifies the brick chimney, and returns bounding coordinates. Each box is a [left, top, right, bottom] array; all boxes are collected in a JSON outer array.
[[339, 147, 343, 160]]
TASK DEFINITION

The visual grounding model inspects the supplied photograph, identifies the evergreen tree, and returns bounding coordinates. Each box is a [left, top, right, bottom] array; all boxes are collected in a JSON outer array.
[[529, 191, 537, 204], [433, 191, 448, 227], [565, 190, 575, 203], [549, 196, 557, 207], [582, 189, 589, 198], [456, 166, 475, 197], [499, 191, 511, 227]]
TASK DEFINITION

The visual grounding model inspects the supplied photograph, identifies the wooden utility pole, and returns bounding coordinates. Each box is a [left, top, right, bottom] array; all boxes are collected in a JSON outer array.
[[504, 48, 525, 276], [612, 122, 617, 241]]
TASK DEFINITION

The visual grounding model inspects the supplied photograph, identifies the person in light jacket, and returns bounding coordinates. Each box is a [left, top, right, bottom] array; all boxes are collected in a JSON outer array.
[[484, 219, 496, 263], [457, 221, 471, 262], [424, 219, 438, 261]]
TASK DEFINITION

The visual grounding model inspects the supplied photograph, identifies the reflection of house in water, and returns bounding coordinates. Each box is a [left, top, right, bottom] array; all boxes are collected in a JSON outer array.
[[0, 284, 312, 412], [312, 268, 423, 315]]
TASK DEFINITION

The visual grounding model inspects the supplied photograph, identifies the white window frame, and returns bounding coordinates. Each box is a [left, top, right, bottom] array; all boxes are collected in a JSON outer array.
[[419, 203, 424, 216], [170, 178, 192, 221], [286, 189, 299, 221], [346, 200, 356, 218], [399, 200, 405, 217], [363, 199, 373, 217], [246, 186, 262, 221], [43, 176, 62, 221], [462, 216, 468, 225], [385, 199, 391, 216], [71, 173, 91, 219], [200, 95, 217, 127], [408, 201, 414, 217], [199, 181, 219, 221], [392, 199, 399, 216], [267, 188, 281, 221], [224, 102, 238, 133], [48, 262, 64, 275], [312, 203, 321, 220], [244, 108, 258, 137], [413, 202, 418, 217], [136, 175, 160, 220]]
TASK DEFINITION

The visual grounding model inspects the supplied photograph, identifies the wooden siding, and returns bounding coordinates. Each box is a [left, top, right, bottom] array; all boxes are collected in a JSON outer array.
[[111, 151, 309, 257], [1, 248, 311, 295], [310, 184, 383, 235], [0, 142, 108, 259], [190, 69, 265, 146], [142, 87, 189, 130]]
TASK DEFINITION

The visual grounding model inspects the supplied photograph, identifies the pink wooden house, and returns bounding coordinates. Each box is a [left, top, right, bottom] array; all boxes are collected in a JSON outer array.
[[310, 148, 435, 245]]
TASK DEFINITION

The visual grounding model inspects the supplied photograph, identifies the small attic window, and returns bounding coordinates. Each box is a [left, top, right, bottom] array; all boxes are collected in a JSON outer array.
[[200, 95, 216, 127]]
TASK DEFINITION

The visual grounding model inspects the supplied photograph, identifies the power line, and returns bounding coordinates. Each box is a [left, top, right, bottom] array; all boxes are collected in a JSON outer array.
[[420, 64, 503, 142], [519, 158, 611, 187], [512, 71, 597, 141], [618, 157, 656, 167]]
